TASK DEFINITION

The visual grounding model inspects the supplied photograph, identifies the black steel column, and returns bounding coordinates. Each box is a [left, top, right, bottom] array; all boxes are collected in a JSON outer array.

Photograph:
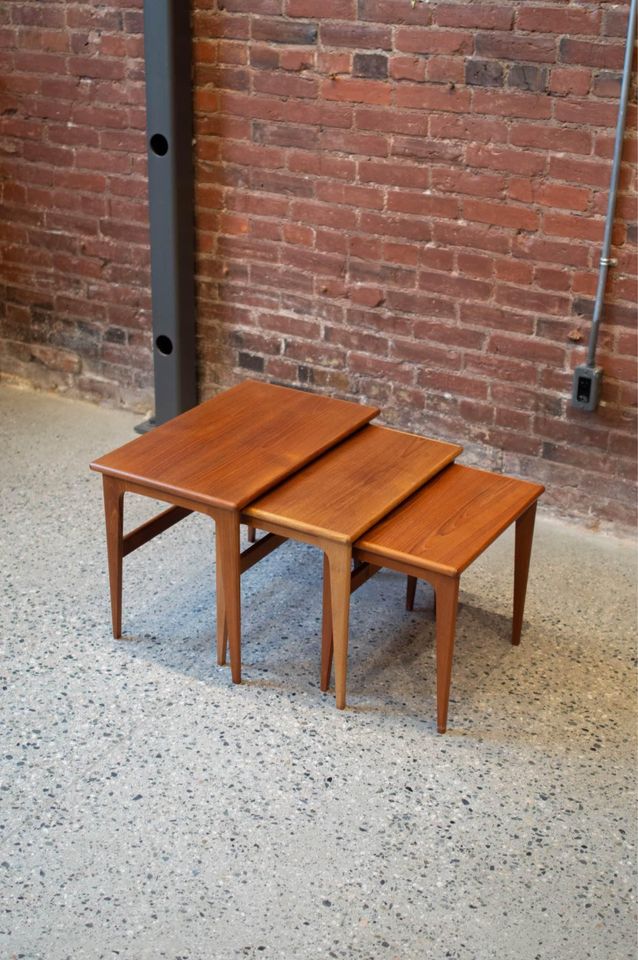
[[140, 0, 197, 428]]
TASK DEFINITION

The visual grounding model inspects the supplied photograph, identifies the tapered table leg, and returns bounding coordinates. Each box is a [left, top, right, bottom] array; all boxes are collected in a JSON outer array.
[[406, 575, 417, 611], [215, 520, 228, 666], [102, 475, 124, 639], [320, 553, 333, 691], [434, 574, 460, 734], [512, 502, 537, 646], [326, 544, 352, 710], [216, 509, 242, 684]]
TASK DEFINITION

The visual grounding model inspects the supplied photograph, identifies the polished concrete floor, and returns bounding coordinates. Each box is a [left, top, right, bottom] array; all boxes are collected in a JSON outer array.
[[1, 382, 636, 960]]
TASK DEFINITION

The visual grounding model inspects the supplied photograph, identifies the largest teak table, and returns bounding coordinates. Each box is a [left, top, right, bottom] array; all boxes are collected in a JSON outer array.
[[90, 380, 379, 682]]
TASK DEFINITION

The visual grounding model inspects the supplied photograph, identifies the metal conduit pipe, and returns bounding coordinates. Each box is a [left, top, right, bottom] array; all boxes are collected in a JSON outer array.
[[571, 0, 637, 411]]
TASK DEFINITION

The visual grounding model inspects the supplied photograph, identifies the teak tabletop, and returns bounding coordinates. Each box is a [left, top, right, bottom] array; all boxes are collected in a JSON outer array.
[[91, 379, 379, 510], [90, 380, 379, 686], [241, 425, 462, 709], [356, 464, 544, 577], [244, 425, 462, 544]]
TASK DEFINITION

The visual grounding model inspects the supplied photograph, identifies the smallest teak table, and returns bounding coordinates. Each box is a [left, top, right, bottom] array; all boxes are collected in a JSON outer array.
[[322, 464, 544, 732], [90, 380, 379, 680]]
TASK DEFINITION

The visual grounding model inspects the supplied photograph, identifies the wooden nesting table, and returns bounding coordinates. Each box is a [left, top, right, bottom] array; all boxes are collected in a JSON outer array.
[[90, 379, 379, 683], [91, 380, 543, 732], [240, 425, 461, 710]]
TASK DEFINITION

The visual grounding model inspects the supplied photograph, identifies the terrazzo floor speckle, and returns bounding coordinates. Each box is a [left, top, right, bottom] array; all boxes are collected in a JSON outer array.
[[1, 383, 636, 960]]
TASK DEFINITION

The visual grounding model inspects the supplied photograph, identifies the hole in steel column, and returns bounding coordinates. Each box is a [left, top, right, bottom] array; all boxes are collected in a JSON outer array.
[[155, 335, 173, 355], [150, 133, 169, 156]]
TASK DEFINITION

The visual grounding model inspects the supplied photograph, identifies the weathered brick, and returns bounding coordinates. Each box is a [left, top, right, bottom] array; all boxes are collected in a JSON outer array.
[[475, 32, 557, 64], [252, 18, 318, 44], [465, 60, 504, 88], [508, 64, 547, 93], [353, 53, 388, 80]]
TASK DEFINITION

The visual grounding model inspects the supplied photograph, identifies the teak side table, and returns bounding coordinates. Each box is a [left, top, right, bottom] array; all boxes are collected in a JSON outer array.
[[322, 464, 544, 732], [90, 380, 379, 681], [239, 424, 462, 710]]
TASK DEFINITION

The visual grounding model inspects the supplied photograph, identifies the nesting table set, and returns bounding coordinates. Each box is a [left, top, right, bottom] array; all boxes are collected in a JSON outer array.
[[90, 380, 543, 732]]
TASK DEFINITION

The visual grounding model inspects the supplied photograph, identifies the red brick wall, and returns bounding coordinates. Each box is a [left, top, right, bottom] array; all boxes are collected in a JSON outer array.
[[0, 0, 153, 409], [1, 1, 636, 530], [192, 0, 637, 529]]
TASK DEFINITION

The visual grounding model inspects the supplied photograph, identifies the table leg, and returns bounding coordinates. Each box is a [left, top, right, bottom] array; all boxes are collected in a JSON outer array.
[[216, 509, 242, 684], [325, 543, 352, 710], [102, 475, 124, 639], [215, 522, 228, 666], [512, 502, 537, 646], [320, 553, 333, 692], [405, 575, 417, 611], [433, 574, 460, 734]]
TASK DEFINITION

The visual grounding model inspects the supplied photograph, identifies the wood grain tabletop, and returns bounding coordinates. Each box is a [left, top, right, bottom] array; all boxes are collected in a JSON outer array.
[[244, 424, 462, 543], [90, 380, 379, 510]]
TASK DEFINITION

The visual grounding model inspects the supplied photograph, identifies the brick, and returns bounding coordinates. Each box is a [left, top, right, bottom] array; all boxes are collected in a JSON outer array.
[[357, 0, 431, 26], [353, 53, 388, 79], [465, 142, 546, 176], [549, 66, 591, 97], [465, 60, 504, 88], [508, 64, 547, 93], [495, 259, 535, 288], [475, 32, 557, 64], [512, 234, 590, 268], [395, 27, 473, 56], [464, 198, 539, 232], [510, 122, 591, 155], [434, 4, 513, 30], [560, 38, 625, 70], [535, 183, 591, 213], [361, 163, 429, 190], [430, 114, 508, 144], [517, 6, 601, 36], [357, 107, 428, 137], [603, 7, 631, 38], [349, 258, 415, 288], [391, 137, 463, 163], [384, 289, 455, 319], [389, 55, 426, 83], [433, 220, 511, 256], [316, 180, 383, 209], [555, 97, 618, 127], [419, 271, 492, 303], [252, 18, 317, 44], [391, 337, 462, 370], [286, 0, 353, 15], [280, 49, 315, 71], [425, 56, 466, 85], [321, 129, 388, 157], [321, 77, 391, 106], [592, 71, 623, 98], [290, 199, 357, 230], [387, 190, 460, 218], [431, 167, 505, 199], [543, 213, 604, 243], [320, 22, 391, 49], [548, 155, 609, 188], [397, 85, 472, 114], [471, 88, 552, 119], [289, 152, 356, 180], [349, 286, 385, 307], [494, 287, 571, 320]]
